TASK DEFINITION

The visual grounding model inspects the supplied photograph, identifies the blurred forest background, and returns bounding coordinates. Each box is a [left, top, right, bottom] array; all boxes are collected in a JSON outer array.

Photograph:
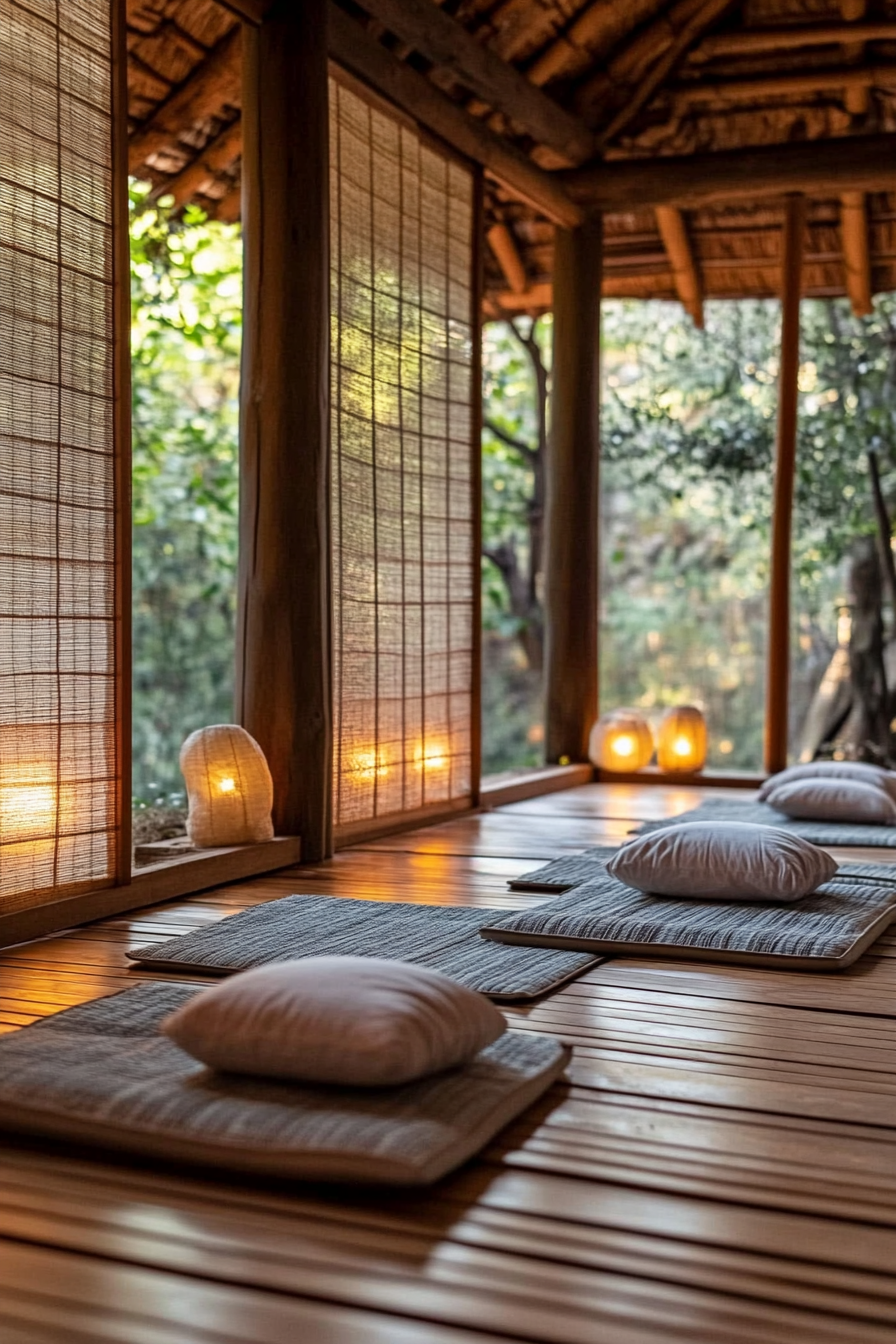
[[130, 185, 241, 812], [483, 298, 896, 774], [130, 192, 896, 804]]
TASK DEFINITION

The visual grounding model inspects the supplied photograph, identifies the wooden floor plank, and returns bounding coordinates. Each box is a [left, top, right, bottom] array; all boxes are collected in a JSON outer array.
[[2, 781, 896, 1342]]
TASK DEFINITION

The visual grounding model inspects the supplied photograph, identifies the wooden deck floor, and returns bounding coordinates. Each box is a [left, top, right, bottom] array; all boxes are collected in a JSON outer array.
[[2, 782, 896, 1343]]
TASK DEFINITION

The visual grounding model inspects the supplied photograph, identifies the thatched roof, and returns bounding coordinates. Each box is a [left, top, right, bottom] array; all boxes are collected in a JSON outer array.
[[127, 0, 896, 317]]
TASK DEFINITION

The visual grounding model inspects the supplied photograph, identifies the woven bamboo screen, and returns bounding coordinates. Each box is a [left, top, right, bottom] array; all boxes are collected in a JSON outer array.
[[0, 0, 120, 911], [329, 77, 476, 831]]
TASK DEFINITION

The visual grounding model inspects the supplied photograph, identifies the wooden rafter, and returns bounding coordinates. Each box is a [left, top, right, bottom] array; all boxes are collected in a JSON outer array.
[[158, 118, 242, 207], [328, 4, 583, 228], [525, 0, 665, 91], [354, 0, 596, 165], [487, 222, 528, 294], [670, 63, 889, 108], [689, 20, 896, 61], [574, 0, 736, 139], [214, 0, 273, 23], [842, 0, 871, 116], [561, 133, 896, 211], [841, 190, 873, 316], [215, 186, 242, 223], [129, 25, 242, 172], [598, 0, 736, 145], [655, 205, 703, 327], [765, 195, 806, 775], [494, 281, 553, 313]]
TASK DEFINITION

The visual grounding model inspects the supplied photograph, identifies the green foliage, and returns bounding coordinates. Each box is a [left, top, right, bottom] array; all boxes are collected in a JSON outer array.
[[130, 182, 242, 805], [481, 319, 548, 638], [482, 295, 896, 774]]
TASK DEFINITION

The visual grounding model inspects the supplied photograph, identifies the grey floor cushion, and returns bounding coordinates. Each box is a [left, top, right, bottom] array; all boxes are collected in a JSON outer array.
[[127, 896, 601, 1001], [509, 846, 620, 892], [634, 796, 896, 847], [483, 863, 896, 970], [0, 983, 570, 1186]]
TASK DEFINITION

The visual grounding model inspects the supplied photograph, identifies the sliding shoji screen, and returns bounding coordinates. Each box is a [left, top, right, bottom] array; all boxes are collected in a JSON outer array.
[[329, 75, 477, 834], [0, 0, 125, 913]]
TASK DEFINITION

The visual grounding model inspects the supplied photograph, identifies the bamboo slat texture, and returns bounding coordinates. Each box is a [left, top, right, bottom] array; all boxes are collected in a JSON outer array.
[[330, 74, 477, 835], [0, 0, 122, 913], [2, 782, 896, 1343]]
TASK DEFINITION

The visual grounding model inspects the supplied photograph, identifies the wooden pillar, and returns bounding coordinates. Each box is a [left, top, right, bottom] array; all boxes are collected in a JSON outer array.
[[765, 194, 806, 775], [655, 205, 704, 329], [112, 0, 133, 884], [237, 0, 333, 860], [545, 214, 602, 763], [841, 190, 873, 316]]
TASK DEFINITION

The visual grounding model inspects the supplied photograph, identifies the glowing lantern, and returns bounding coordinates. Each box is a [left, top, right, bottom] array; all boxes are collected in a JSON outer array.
[[180, 725, 275, 848], [589, 710, 654, 773], [657, 705, 707, 773]]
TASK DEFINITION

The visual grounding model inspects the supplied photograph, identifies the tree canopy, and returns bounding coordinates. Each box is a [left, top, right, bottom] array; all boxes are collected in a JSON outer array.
[[130, 183, 242, 805]]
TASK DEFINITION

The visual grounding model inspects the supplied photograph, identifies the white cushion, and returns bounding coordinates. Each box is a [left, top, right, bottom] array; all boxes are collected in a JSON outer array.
[[606, 821, 837, 902], [162, 956, 506, 1086], [758, 761, 896, 803], [765, 778, 896, 825]]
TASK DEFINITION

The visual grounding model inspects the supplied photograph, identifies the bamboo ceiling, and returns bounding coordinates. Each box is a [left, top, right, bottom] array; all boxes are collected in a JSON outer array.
[[126, 0, 896, 318]]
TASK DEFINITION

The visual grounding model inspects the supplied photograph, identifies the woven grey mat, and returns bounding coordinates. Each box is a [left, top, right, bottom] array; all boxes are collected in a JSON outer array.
[[634, 796, 896, 847], [0, 982, 569, 1186], [127, 896, 600, 1001], [485, 862, 896, 970], [510, 845, 619, 892]]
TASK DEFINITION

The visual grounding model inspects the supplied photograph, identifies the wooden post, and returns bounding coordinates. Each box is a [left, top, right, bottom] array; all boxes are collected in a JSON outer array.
[[471, 171, 485, 805], [545, 214, 602, 763], [841, 190, 873, 316], [112, 0, 133, 885], [655, 204, 704, 328], [237, 1, 333, 860], [765, 194, 806, 775]]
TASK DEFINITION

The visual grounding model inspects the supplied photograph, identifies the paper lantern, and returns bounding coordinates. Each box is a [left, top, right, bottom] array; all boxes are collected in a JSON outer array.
[[657, 705, 707, 773], [589, 710, 654, 773], [180, 725, 275, 848]]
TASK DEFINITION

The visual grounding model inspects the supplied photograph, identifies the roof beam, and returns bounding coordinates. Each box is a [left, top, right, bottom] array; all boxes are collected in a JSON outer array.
[[487, 222, 528, 294], [841, 190, 873, 315], [690, 21, 896, 60], [560, 133, 896, 211], [156, 119, 243, 207], [328, 4, 583, 228], [655, 205, 703, 326], [671, 62, 889, 108], [490, 275, 646, 312], [129, 26, 242, 173], [841, 0, 871, 116], [215, 185, 242, 223], [213, 0, 274, 23], [526, 0, 664, 90], [596, 0, 736, 145], [353, 0, 596, 165]]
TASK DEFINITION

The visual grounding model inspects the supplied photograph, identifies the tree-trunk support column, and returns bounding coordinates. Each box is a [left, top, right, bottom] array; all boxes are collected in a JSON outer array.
[[545, 214, 603, 763], [237, 1, 333, 859], [765, 193, 806, 775]]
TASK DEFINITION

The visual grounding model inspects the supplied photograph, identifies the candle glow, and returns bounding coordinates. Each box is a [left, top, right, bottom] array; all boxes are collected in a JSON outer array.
[[0, 771, 57, 844]]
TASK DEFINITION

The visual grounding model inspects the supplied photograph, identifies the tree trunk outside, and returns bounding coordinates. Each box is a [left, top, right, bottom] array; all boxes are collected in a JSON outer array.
[[847, 537, 893, 763]]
